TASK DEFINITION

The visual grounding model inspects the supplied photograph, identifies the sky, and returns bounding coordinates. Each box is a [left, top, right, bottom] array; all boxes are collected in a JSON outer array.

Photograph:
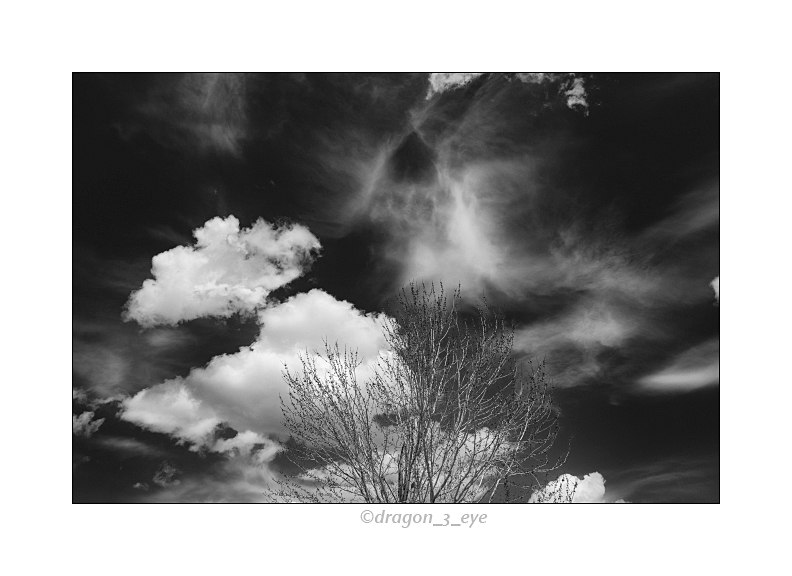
[[73, 72, 719, 503]]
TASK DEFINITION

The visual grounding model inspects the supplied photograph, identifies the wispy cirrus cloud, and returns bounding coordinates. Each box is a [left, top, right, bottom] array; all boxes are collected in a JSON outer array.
[[93, 436, 170, 459], [374, 162, 533, 300], [73, 385, 112, 437], [514, 299, 639, 386], [152, 461, 182, 488], [140, 448, 279, 503], [643, 184, 719, 243], [602, 457, 719, 503], [285, 75, 602, 305], [638, 338, 719, 392], [132, 73, 251, 155], [293, 75, 716, 400], [73, 411, 105, 438], [72, 344, 130, 397]]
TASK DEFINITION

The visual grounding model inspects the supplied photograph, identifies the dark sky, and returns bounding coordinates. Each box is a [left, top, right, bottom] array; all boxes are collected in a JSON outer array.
[[73, 73, 719, 503]]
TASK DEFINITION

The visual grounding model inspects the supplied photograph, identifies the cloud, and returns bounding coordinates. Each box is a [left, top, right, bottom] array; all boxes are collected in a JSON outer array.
[[426, 73, 590, 115], [335, 112, 713, 393], [72, 312, 212, 400], [426, 73, 483, 98], [93, 436, 170, 459], [152, 461, 182, 487], [133, 73, 251, 155], [142, 448, 278, 502], [563, 77, 589, 114], [120, 382, 221, 447], [73, 411, 105, 438], [122, 289, 388, 449], [121, 212, 391, 488], [514, 300, 638, 386], [602, 457, 718, 503], [278, 426, 518, 503], [572, 472, 606, 502], [517, 73, 592, 111], [294, 76, 609, 304], [124, 216, 320, 327], [514, 73, 558, 84], [119, 382, 282, 460], [515, 73, 589, 114], [638, 338, 719, 392], [386, 165, 526, 299], [133, 482, 149, 491], [358, 153, 636, 302], [145, 328, 194, 349], [72, 345, 130, 396], [349, 139, 663, 306], [516, 300, 637, 350], [711, 276, 719, 304], [643, 185, 719, 243], [272, 79, 712, 402], [73, 387, 89, 404], [73, 454, 90, 470], [529, 472, 610, 503]]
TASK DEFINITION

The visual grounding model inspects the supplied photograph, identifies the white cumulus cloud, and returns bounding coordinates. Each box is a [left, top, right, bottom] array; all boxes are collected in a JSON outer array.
[[426, 73, 483, 98], [124, 216, 320, 327], [427, 73, 590, 115], [515, 73, 589, 114], [711, 276, 719, 304], [121, 289, 388, 452], [121, 214, 390, 484], [120, 381, 221, 447], [529, 472, 608, 503], [564, 77, 589, 114]]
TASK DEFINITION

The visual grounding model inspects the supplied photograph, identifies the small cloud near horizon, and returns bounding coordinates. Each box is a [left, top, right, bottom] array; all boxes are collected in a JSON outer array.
[[529, 472, 625, 503]]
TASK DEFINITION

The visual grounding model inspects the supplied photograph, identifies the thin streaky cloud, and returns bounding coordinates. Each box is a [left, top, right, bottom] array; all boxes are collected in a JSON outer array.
[[638, 338, 719, 392]]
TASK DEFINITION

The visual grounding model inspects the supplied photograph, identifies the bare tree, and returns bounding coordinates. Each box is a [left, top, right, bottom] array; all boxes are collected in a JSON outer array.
[[269, 283, 563, 503]]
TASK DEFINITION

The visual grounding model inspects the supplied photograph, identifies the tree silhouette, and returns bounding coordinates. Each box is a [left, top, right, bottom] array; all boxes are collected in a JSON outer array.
[[269, 283, 564, 503]]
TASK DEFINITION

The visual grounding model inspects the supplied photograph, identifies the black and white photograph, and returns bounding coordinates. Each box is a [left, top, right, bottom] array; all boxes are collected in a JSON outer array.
[[73, 72, 719, 504], [0, 1, 783, 571]]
